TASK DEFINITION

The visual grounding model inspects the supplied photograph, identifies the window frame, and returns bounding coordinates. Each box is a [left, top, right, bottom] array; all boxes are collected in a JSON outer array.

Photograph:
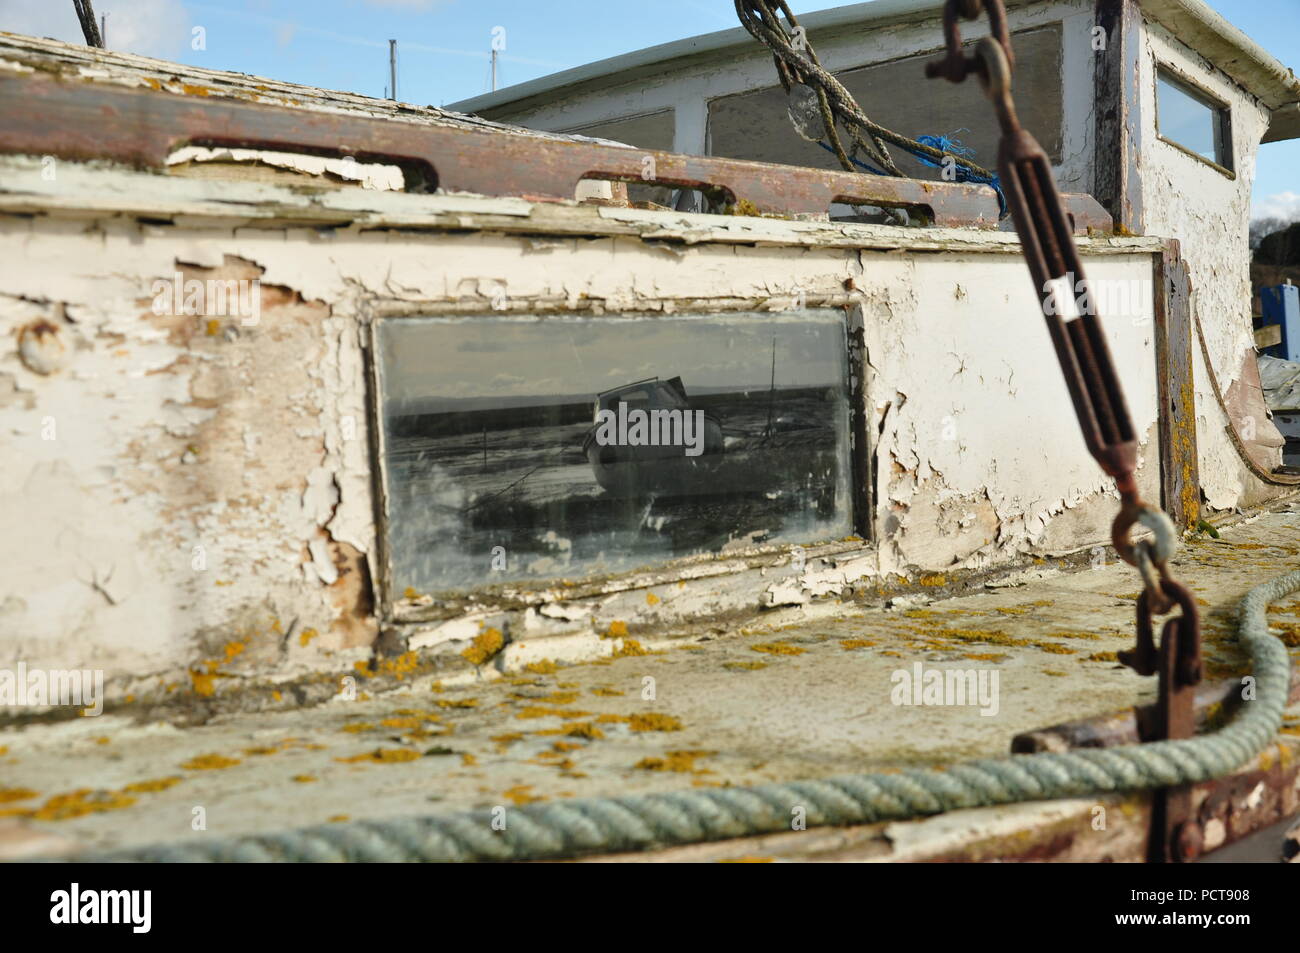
[[364, 304, 873, 623], [1153, 64, 1235, 178]]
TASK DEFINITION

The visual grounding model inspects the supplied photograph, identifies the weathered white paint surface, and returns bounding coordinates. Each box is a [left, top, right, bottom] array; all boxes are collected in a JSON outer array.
[[1135, 20, 1284, 510], [0, 147, 1172, 694], [862, 253, 1161, 574], [463, 0, 1292, 516]]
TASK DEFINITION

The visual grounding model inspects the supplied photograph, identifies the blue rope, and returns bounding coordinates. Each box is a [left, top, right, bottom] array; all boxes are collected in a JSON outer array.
[[815, 139, 890, 177], [914, 132, 1007, 218], [819, 132, 1008, 219]]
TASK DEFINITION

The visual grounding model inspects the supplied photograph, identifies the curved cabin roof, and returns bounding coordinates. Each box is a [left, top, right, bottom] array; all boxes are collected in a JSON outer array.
[[450, 0, 1300, 144]]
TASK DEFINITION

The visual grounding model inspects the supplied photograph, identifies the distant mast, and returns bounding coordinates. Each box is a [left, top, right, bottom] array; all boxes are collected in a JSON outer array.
[[763, 337, 776, 441], [389, 39, 397, 101]]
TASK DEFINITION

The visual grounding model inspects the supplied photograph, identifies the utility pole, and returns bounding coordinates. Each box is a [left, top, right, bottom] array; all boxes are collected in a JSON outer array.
[[388, 39, 397, 101], [100, 13, 107, 48], [491, 46, 498, 92]]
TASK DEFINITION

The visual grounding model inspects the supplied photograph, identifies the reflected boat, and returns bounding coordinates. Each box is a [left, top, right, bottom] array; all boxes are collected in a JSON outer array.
[[581, 376, 724, 495]]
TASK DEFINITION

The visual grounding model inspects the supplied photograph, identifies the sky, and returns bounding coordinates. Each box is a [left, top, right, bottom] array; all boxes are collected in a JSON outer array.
[[382, 315, 845, 404], [1, 0, 1296, 222]]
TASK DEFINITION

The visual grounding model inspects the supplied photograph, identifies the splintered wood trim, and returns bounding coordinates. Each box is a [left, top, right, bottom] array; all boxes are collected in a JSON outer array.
[[1153, 240, 1201, 529], [0, 153, 1153, 255]]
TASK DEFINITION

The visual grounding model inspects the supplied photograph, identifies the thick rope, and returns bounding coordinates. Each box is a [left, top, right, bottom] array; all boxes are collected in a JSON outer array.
[[54, 570, 1299, 862], [734, 0, 1004, 199]]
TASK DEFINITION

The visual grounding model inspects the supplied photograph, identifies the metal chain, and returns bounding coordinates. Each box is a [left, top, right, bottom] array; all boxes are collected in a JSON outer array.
[[925, 0, 1194, 627]]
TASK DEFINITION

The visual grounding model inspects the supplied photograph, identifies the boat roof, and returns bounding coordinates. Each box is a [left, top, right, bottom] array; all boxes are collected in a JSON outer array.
[[449, 0, 1300, 144], [597, 377, 663, 398], [0, 31, 633, 149]]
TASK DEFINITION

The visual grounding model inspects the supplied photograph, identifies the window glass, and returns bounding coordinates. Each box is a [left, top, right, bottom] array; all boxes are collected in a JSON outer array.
[[1157, 69, 1230, 169], [377, 311, 855, 594]]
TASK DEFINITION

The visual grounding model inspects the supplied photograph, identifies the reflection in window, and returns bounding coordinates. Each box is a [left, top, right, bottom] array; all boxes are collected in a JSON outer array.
[[1156, 68, 1232, 171], [377, 312, 854, 594]]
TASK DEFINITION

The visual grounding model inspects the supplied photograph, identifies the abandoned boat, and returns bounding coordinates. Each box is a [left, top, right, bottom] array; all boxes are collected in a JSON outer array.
[[581, 376, 725, 495], [2, 0, 1300, 866]]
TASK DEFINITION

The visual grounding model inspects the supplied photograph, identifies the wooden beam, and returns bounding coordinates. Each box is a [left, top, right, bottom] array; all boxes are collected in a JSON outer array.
[[1093, 0, 1143, 233], [1154, 241, 1200, 529], [1255, 323, 1283, 349]]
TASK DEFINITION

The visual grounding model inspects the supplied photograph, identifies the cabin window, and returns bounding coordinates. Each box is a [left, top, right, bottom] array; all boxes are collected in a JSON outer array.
[[374, 311, 856, 600], [707, 24, 1064, 193], [1155, 67, 1233, 173]]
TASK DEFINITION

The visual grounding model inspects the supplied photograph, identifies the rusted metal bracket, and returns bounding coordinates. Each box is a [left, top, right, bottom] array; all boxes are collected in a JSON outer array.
[[0, 69, 1111, 232], [1013, 665, 1300, 862], [1118, 581, 1204, 861]]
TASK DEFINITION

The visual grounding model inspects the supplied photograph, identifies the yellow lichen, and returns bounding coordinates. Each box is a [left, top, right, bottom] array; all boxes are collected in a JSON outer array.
[[751, 642, 805, 656], [189, 669, 218, 697], [540, 691, 581, 705], [839, 639, 877, 650], [335, 748, 421, 764], [180, 753, 241, 771], [628, 713, 683, 732], [1038, 643, 1076, 655], [515, 705, 592, 720], [121, 777, 183, 794], [524, 660, 559, 675], [614, 638, 649, 657], [31, 789, 138, 821], [461, 627, 505, 666], [634, 750, 715, 773], [502, 784, 543, 805], [376, 651, 421, 680], [435, 698, 479, 709]]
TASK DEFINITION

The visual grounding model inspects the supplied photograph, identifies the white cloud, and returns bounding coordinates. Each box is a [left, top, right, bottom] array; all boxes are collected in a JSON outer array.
[[0, 0, 191, 59], [1252, 190, 1300, 224], [275, 21, 297, 49]]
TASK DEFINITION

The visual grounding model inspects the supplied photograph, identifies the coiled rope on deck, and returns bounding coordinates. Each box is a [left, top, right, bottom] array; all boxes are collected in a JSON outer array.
[[58, 570, 1299, 862]]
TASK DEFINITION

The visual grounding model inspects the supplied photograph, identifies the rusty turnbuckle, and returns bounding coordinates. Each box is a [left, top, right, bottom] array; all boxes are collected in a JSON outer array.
[[927, 0, 1202, 861]]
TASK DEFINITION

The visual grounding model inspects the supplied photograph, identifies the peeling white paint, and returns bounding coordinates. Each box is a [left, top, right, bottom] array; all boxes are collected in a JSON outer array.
[[4, 12, 1287, 698]]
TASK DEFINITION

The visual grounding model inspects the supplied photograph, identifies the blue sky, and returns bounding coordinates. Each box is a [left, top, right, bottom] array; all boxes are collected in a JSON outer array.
[[2, 0, 1296, 219]]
